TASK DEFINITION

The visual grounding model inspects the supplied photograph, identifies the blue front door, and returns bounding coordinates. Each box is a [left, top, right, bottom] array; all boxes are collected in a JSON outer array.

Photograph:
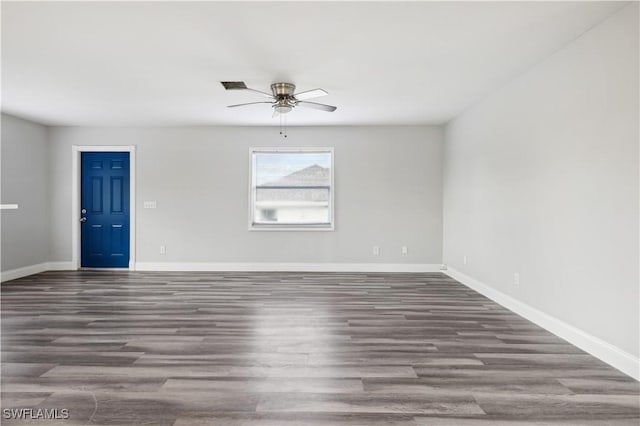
[[81, 152, 130, 268]]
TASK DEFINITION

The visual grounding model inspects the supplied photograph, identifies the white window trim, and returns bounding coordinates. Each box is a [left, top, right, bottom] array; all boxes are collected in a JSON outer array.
[[248, 147, 335, 232]]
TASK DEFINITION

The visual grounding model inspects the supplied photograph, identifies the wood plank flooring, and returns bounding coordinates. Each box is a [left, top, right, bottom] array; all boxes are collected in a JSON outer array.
[[1, 271, 638, 425]]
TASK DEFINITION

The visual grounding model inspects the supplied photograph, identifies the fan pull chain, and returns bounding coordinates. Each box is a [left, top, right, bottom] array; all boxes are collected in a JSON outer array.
[[279, 113, 288, 138], [284, 114, 288, 138]]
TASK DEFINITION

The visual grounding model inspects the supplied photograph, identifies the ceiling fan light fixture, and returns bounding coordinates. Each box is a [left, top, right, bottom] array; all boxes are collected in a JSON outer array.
[[274, 104, 293, 114]]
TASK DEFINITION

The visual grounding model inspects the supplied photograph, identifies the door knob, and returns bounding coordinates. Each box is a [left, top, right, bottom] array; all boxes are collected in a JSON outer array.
[[80, 217, 87, 222]]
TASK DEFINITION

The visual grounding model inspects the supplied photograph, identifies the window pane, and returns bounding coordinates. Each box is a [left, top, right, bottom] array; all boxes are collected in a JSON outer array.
[[255, 187, 329, 224], [253, 151, 332, 226], [255, 152, 331, 186]]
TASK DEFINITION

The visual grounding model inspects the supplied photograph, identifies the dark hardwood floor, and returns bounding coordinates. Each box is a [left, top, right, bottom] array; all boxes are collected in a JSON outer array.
[[1, 271, 638, 425]]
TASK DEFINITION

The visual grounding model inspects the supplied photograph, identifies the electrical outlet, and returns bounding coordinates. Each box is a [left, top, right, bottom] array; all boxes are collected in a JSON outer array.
[[401, 246, 408, 255], [463, 255, 467, 265], [514, 273, 520, 285], [160, 245, 166, 255], [372, 246, 380, 255]]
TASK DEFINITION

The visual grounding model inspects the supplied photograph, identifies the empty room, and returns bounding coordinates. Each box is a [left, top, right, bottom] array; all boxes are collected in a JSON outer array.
[[0, 1, 638, 425]]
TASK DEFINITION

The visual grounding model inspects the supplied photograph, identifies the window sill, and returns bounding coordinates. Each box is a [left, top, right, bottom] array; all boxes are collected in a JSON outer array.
[[249, 224, 335, 232]]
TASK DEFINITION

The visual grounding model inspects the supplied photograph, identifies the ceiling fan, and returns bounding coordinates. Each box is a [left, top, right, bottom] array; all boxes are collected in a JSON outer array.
[[221, 81, 337, 116]]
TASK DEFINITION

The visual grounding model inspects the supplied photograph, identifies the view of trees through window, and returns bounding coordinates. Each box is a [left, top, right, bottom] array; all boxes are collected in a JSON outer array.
[[252, 151, 332, 227]]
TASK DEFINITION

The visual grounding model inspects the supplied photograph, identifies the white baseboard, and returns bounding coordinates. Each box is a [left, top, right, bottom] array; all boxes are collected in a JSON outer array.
[[445, 267, 640, 381], [135, 262, 442, 273], [0, 261, 75, 283], [1, 263, 48, 282]]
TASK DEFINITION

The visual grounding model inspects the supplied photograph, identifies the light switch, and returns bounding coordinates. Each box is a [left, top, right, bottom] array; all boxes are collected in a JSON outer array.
[[143, 201, 157, 209]]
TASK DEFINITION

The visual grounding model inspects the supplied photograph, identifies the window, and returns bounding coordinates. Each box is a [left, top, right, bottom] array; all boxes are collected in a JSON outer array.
[[249, 148, 334, 230]]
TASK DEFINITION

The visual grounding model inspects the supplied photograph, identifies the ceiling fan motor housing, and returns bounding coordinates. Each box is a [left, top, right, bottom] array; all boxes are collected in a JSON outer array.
[[271, 83, 296, 98], [271, 82, 297, 113]]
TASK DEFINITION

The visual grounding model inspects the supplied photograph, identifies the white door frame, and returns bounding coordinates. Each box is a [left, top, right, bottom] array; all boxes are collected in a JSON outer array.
[[71, 145, 137, 270]]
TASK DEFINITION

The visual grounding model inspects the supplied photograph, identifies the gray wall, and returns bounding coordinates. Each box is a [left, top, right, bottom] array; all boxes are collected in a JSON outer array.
[[48, 126, 444, 265], [443, 4, 639, 357], [1, 114, 50, 271]]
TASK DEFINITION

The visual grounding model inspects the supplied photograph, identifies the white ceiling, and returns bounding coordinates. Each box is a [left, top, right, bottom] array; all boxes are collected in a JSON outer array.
[[1, 1, 626, 126]]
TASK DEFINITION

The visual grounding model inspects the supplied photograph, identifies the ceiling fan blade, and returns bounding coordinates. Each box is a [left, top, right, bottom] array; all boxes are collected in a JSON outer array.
[[227, 101, 273, 108], [294, 88, 328, 100], [297, 101, 337, 112], [220, 81, 274, 98]]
